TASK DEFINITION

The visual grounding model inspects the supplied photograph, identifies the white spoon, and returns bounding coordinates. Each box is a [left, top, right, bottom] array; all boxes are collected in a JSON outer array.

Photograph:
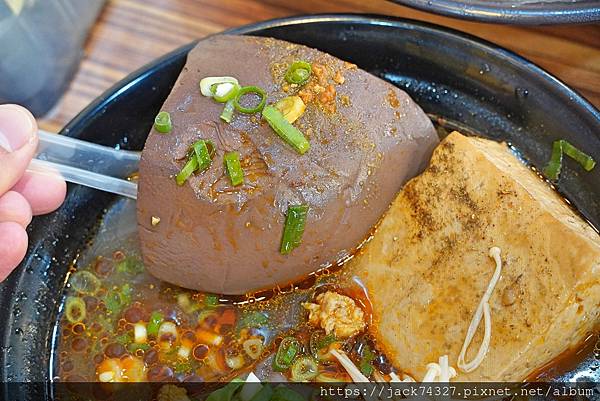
[[28, 130, 139, 200]]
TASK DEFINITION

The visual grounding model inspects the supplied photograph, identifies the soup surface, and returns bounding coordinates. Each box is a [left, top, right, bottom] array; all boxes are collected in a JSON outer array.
[[54, 123, 598, 384], [54, 196, 385, 383]]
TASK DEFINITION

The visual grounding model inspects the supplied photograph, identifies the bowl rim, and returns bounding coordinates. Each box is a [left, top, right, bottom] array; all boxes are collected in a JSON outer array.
[[389, 0, 600, 24], [3, 13, 599, 390], [60, 13, 600, 138]]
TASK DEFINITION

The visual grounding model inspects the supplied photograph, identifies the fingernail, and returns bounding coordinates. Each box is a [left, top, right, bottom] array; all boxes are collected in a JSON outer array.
[[0, 105, 36, 153]]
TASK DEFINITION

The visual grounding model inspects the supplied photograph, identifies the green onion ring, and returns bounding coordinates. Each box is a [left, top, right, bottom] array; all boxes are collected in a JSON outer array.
[[65, 296, 86, 324], [290, 356, 319, 382], [233, 86, 267, 114], [285, 61, 312, 85], [212, 83, 240, 103], [273, 336, 301, 371], [154, 111, 172, 134]]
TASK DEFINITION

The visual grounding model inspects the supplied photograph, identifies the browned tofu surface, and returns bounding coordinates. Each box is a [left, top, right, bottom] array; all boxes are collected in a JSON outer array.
[[351, 131, 600, 381]]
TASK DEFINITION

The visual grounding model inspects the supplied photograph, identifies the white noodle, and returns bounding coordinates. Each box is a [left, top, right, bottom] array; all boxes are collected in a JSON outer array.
[[439, 355, 449, 382], [330, 349, 370, 382], [423, 363, 440, 382], [457, 247, 503, 373]]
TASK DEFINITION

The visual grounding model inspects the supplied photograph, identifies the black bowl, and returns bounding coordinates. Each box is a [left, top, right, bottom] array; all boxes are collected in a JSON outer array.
[[391, 0, 600, 24], [1, 14, 599, 397]]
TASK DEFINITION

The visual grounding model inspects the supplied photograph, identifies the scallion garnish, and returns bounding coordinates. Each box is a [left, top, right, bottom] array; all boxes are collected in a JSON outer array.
[[154, 111, 172, 134], [212, 83, 240, 103], [285, 61, 312, 85], [176, 140, 215, 186], [234, 86, 267, 114], [220, 100, 235, 123], [193, 139, 214, 171], [199, 76, 239, 97], [65, 296, 86, 324], [543, 139, 596, 180], [563, 140, 596, 171], [280, 204, 309, 255], [176, 157, 198, 186], [262, 105, 310, 155], [290, 356, 319, 382], [147, 311, 164, 337], [224, 151, 244, 186], [273, 337, 300, 371]]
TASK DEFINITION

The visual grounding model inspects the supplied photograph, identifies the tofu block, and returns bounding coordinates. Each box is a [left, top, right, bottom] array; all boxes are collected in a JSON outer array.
[[351, 131, 600, 381]]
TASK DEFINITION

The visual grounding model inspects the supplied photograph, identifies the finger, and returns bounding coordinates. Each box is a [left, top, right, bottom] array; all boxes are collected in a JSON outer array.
[[0, 221, 28, 281], [0, 105, 38, 194], [0, 191, 32, 227], [12, 171, 67, 215]]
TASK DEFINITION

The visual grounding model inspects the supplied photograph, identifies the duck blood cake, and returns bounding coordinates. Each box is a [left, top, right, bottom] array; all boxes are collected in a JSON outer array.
[[136, 35, 439, 294], [351, 131, 600, 381]]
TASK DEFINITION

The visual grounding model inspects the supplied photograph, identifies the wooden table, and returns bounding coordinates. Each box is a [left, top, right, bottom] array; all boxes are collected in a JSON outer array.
[[38, 0, 600, 133]]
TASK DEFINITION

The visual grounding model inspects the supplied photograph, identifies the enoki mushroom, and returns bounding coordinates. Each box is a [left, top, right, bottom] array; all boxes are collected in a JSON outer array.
[[457, 247, 503, 373]]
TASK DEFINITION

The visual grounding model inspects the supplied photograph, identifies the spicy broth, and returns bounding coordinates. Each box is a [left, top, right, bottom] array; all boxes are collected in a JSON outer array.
[[53, 119, 599, 384]]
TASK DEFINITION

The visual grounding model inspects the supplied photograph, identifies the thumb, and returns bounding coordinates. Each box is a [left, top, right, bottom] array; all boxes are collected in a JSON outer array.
[[0, 104, 38, 195]]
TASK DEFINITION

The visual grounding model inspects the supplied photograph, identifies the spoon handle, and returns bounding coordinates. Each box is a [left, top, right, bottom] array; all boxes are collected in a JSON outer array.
[[28, 130, 140, 200]]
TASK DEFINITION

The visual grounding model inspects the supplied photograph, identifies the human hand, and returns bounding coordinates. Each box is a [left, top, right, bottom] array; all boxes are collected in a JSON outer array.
[[0, 104, 66, 280]]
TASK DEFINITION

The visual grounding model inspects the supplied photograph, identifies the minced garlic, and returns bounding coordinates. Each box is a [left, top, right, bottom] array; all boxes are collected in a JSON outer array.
[[303, 291, 366, 338]]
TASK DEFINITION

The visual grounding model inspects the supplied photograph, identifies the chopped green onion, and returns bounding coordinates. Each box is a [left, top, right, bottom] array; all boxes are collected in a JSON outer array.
[[543, 140, 563, 180], [543, 139, 596, 180], [154, 111, 172, 134], [212, 83, 240, 103], [176, 157, 198, 186], [242, 338, 264, 360], [234, 86, 267, 114], [174, 362, 193, 374], [147, 311, 164, 337], [224, 151, 244, 186], [280, 204, 309, 255], [69, 271, 101, 295], [128, 343, 151, 353], [65, 296, 86, 324], [205, 293, 219, 307], [290, 356, 319, 382], [115, 332, 133, 346], [285, 61, 312, 85], [309, 331, 336, 357], [273, 336, 300, 372], [104, 284, 132, 315], [200, 76, 239, 97], [358, 344, 376, 377], [262, 106, 310, 155], [237, 311, 269, 331], [176, 140, 216, 186], [116, 256, 144, 276], [562, 140, 596, 171], [221, 100, 235, 123], [193, 139, 214, 171]]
